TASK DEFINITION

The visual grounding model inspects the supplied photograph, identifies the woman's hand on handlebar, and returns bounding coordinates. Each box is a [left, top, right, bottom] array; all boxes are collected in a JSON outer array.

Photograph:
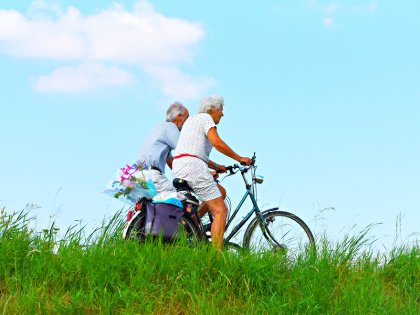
[[215, 164, 227, 174], [238, 156, 253, 166], [212, 164, 226, 179]]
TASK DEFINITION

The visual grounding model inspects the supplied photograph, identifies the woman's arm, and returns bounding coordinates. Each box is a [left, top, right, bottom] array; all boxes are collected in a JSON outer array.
[[207, 127, 252, 165], [208, 159, 227, 172]]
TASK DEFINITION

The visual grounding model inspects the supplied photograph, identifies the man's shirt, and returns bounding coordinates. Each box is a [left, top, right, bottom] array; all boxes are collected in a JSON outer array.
[[137, 121, 179, 173]]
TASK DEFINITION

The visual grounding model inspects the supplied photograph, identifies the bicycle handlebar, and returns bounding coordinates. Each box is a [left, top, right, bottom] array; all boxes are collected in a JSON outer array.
[[215, 153, 256, 176], [225, 159, 255, 174]]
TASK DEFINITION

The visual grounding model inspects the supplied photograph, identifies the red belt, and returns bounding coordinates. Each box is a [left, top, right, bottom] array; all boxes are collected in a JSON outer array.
[[173, 153, 201, 160]]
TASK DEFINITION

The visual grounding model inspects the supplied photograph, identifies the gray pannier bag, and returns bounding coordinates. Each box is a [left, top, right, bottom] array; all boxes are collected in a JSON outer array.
[[144, 201, 184, 239]]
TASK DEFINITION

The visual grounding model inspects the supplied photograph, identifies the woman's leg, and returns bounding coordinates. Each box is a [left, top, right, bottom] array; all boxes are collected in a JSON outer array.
[[198, 183, 226, 217], [202, 196, 228, 250]]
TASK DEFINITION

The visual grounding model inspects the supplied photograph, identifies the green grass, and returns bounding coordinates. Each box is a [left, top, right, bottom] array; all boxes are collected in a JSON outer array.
[[1, 207, 419, 314]]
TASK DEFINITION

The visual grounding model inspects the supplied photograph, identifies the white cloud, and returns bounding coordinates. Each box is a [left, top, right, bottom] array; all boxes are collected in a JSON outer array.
[[34, 63, 134, 93], [368, 1, 378, 12], [306, 0, 318, 9], [368, 2, 378, 13], [355, 1, 378, 14], [306, 1, 338, 12], [28, 0, 62, 17], [0, 7, 86, 59], [322, 17, 334, 27], [307, 1, 378, 27], [0, 1, 204, 63], [146, 66, 216, 100], [0, 1, 212, 98], [323, 3, 341, 15]]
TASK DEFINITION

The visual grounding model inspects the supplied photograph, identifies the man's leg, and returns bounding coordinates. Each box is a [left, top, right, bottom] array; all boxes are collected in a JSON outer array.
[[149, 170, 176, 193], [202, 196, 228, 250]]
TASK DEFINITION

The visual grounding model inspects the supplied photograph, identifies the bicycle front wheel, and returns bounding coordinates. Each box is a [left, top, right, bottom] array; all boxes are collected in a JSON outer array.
[[243, 209, 315, 258]]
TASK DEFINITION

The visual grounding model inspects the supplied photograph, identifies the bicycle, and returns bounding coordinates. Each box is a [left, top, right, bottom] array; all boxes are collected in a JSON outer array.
[[123, 153, 315, 257]]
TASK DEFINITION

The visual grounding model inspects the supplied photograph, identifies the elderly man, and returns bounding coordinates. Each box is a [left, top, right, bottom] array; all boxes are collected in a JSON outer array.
[[138, 102, 189, 193], [172, 95, 252, 250]]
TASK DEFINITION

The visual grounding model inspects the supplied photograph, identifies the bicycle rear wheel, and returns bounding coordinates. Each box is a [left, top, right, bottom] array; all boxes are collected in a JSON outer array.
[[176, 214, 202, 245], [123, 212, 201, 245], [243, 209, 315, 258], [123, 211, 147, 241]]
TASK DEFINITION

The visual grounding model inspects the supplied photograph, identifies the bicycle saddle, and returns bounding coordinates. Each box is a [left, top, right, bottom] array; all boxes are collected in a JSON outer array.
[[173, 178, 193, 191]]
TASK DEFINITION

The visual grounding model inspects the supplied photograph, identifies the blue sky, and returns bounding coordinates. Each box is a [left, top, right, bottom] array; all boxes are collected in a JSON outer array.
[[1, 1, 419, 250]]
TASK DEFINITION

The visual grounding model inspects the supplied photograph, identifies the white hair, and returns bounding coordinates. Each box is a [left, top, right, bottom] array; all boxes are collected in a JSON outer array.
[[199, 95, 224, 113], [166, 102, 187, 122]]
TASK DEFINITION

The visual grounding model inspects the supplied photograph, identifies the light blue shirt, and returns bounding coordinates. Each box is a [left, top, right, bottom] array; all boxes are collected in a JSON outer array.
[[137, 121, 180, 173]]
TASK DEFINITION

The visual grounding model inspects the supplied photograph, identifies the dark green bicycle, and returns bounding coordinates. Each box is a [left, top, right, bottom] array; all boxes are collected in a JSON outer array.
[[124, 153, 315, 257]]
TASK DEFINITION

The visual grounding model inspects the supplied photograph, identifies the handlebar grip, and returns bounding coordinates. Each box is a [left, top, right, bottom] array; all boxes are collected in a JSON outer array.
[[225, 165, 235, 174]]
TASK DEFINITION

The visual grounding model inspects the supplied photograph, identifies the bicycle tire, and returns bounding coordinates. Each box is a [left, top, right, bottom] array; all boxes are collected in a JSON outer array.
[[223, 241, 243, 255], [123, 211, 146, 241], [243, 209, 315, 258], [123, 211, 201, 245], [175, 213, 202, 245]]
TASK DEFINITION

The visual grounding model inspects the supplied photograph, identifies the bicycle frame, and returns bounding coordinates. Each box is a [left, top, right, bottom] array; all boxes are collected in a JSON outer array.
[[214, 159, 283, 249], [222, 169, 266, 243], [123, 154, 314, 251]]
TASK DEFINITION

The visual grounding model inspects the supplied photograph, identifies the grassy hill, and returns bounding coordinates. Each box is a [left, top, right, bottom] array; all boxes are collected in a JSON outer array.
[[1, 208, 418, 314]]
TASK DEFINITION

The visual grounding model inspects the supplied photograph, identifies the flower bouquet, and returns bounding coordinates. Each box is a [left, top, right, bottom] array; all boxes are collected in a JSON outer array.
[[103, 160, 157, 205]]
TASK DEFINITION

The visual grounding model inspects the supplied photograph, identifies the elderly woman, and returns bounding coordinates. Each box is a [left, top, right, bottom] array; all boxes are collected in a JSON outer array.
[[172, 95, 252, 250]]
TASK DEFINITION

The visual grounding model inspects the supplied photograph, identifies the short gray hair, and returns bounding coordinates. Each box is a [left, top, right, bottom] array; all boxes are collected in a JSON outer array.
[[166, 102, 187, 122], [199, 95, 224, 113]]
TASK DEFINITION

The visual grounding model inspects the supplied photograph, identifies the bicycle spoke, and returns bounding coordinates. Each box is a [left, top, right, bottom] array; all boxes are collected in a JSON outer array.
[[243, 211, 315, 259]]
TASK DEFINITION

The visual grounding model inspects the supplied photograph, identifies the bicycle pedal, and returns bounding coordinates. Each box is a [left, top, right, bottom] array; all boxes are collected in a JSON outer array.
[[202, 223, 212, 232]]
